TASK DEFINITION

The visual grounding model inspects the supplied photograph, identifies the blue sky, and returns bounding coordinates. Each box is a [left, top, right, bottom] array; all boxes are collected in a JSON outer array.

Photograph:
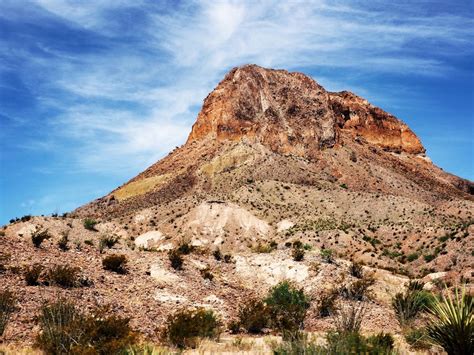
[[0, 0, 473, 224]]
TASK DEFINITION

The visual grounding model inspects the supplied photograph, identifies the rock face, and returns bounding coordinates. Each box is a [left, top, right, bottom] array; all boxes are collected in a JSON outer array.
[[187, 64, 424, 156], [329, 91, 425, 154], [73, 64, 472, 220]]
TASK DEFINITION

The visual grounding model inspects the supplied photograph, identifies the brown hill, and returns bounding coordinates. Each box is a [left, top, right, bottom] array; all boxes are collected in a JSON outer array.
[[1, 65, 472, 351]]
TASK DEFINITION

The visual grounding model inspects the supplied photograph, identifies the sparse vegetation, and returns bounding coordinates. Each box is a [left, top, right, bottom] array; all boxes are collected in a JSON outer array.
[[0, 290, 16, 336], [291, 246, 305, 261], [404, 328, 431, 350], [35, 297, 136, 354], [99, 235, 119, 252], [57, 231, 69, 251], [200, 267, 214, 281], [24, 263, 44, 286], [265, 281, 310, 339], [162, 307, 221, 348], [335, 302, 366, 333], [236, 298, 270, 334], [392, 281, 433, 325], [317, 289, 338, 317], [83, 218, 98, 231], [349, 260, 364, 278], [426, 286, 473, 355], [102, 254, 128, 274], [320, 248, 334, 263], [168, 249, 183, 270], [46, 265, 80, 288], [341, 274, 375, 301], [31, 229, 50, 248]]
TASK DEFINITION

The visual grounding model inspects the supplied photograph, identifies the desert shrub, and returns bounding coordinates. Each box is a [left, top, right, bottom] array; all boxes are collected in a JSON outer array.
[[32, 229, 50, 248], [426, 286, 474, 355], [168, 249, 183, 270], [99, 235, 119, 252], [223, 254, 233, 263], [404, 328, 431, 350], [407, 253, 419, 262], [265, 281, 310, 339], [200, 267, 213, 281], [84, 239, 94, 246], [349, 261, 364, 278], [392, 285, 433, 325], [213, 249, 222, 261], [273, 331, 394, 354], [237, 298, 270, 334], [0, 253, 10, 274], [326, 331, 394, 354], [57, 231, 69, 251], [24, 263, 44, 286], [83, 218, 98, 231], [46, 265, 79, 288], [253, 242, 277, 253], [102, 254, 128, 274], [320, 248, 334, 263], [292, 247, 305, 261], [317, 289, 338, 317], [341, 274, 375, 301], [0, 290, 16, 336], [162, 307, 221, 348], [407, 280, 425, 292], [335, 302, 366, 333], [424, 254, 436, 262], [177, 241, 193, 255], [228, 320, 241, 334], [35, 298, 136, 354]]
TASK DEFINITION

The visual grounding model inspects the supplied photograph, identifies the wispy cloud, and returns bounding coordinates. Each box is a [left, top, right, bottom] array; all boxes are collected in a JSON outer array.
[[2, 0, 473, 176]]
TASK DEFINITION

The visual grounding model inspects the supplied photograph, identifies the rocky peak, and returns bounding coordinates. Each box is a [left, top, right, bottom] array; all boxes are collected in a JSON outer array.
[[187, 64, 425, 156]]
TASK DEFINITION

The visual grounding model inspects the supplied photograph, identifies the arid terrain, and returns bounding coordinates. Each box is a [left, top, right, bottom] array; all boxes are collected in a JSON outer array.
[[1, 65, 473, 354]]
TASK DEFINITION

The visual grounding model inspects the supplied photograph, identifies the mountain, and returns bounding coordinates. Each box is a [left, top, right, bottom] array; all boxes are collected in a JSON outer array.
[[1, 65, 472, 350], [72, 64, 472, 274]]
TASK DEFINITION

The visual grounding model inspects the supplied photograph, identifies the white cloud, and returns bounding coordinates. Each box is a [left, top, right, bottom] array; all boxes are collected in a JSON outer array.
[[20, 0, 474, 176]]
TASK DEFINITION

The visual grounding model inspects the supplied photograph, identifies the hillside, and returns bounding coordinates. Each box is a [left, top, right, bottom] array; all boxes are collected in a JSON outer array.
[[1, 65, 472, 353]]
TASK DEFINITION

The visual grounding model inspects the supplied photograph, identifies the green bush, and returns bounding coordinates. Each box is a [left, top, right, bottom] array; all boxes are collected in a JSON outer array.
[[426, 286, 473, 355], [237, 298, 270, 334], [102, 254, 128, 274], [83, 218, 98, 231], [404, 328, 431, 350], [31, 229, 50, 248], [265, 281, 310, 339], [320, 249, 334, 263], [407, 253, 419, 262], [168, 249, 183, 270], [392, 285, 433, 325], [24, 263, 44, 286], [424, 254, 436, 262], [46, 265, 80, 288], [0, 290, 16, 336], [162, 307, 221, 348], [35, 298, 136, 354]]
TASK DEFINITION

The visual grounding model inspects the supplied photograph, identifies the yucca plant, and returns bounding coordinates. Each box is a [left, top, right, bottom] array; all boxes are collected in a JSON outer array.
[[392, 285, 434, 325], [426, 287, 473, 355]]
